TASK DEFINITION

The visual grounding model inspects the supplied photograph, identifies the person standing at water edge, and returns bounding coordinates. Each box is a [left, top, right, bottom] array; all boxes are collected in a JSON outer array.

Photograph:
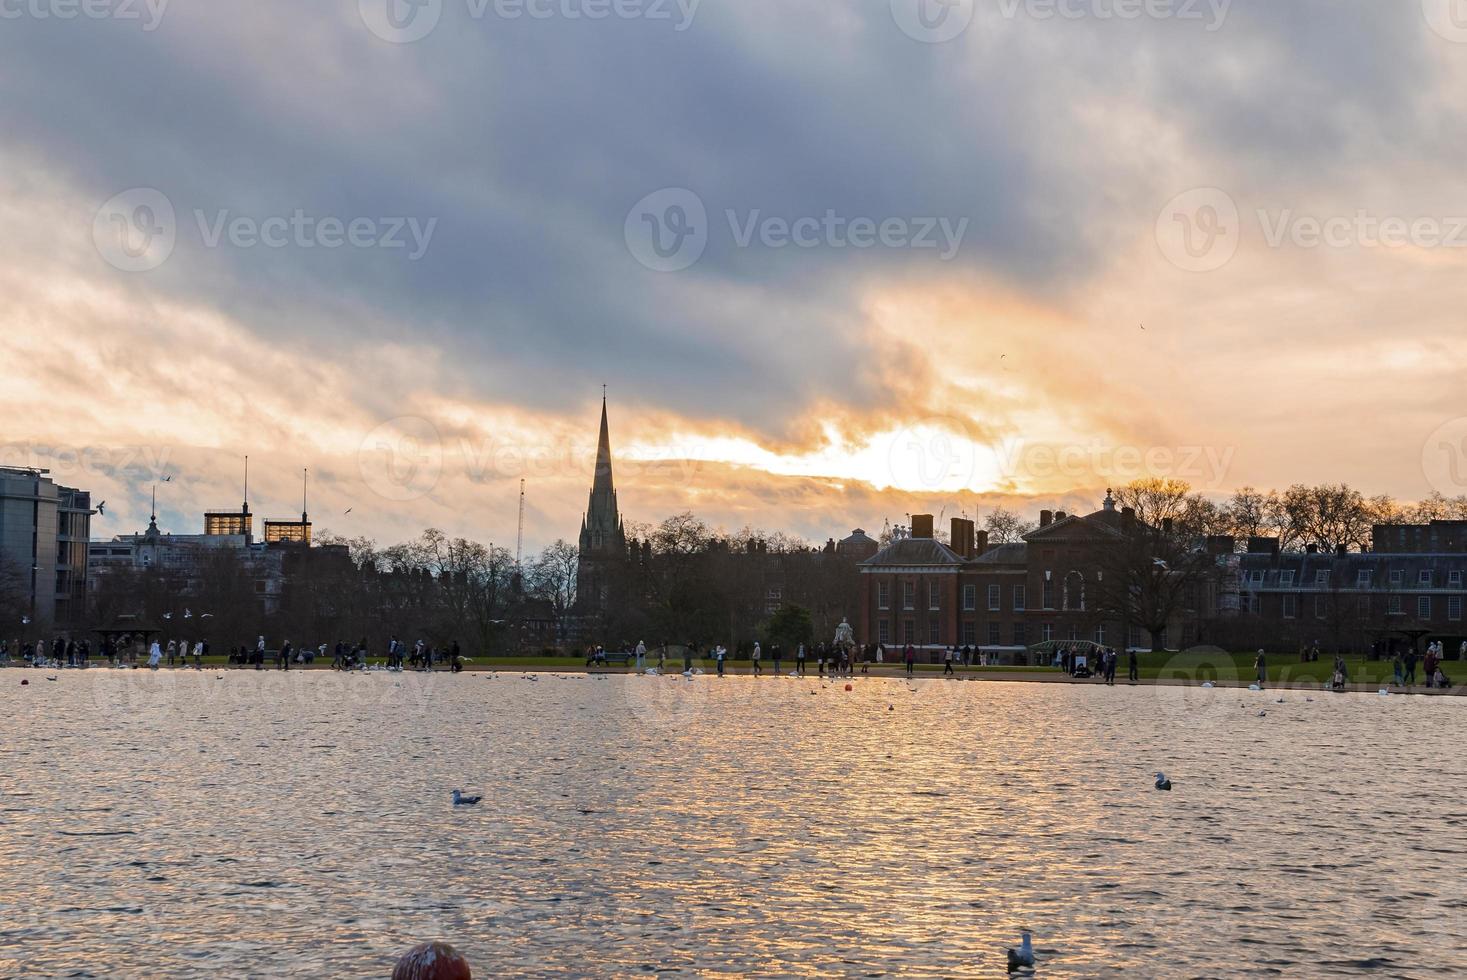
[[904, 643, 916, 677], [751, 642, 762, 676], [1127, 647, 1139, 683], [796, 643, 806, 676], [635, 640, 646, 670], [943, 647, 954, 675], [1254, 649, 1266, 687], [147, 641, 162, 669]]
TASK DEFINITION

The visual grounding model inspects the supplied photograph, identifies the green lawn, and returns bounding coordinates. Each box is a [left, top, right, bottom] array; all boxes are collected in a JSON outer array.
[[10, 650, 1449, 687]]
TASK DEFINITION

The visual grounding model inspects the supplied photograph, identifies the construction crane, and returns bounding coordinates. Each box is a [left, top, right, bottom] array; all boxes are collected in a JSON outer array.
[[515, 478, 526, 570]]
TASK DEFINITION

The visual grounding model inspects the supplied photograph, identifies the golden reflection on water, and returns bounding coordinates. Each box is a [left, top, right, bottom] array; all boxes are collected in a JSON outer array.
[[1, 671, 1463, 977]]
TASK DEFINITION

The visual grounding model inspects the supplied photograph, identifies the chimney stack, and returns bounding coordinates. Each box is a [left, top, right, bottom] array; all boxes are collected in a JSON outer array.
[[911, 514, 934, 539], [975, 530, 990, 555], [1039, 509, 1054, 528], [949, 517, 975, 558]]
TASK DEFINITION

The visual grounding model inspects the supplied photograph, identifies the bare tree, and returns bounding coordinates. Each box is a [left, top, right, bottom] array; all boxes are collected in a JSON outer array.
[[983, 506, 1035, 545]]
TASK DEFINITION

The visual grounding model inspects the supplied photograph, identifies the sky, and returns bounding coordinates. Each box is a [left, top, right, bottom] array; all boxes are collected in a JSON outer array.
[[4, 0, 1467, 553]]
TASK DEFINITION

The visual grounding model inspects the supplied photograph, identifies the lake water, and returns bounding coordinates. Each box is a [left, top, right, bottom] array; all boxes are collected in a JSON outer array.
[[2, 670, 1464, 977]]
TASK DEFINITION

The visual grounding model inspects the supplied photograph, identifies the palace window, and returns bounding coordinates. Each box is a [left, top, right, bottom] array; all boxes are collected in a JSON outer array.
[[1390, 570, 1404, 586], [1357, 569, 1372, 586], [903, 619, 915, 643], [879, 619, 890, 644], [1013, 623, 1027, 645], [1388, 596, 1402, 615], [878, 582, 890, 610], [962, 622, 976, 645], [903, 582, 915, 611], [1094, 625, 1106, 645], [1280, 570, 1294, 586], [1418, 596, 1432, 619], [1452, 570, 1463, 586], [1013, 584, 1026, 611], [1315, 595, 1327, 619], [1450, 597, 1462, 621], [1042, 579, 1056, 610], [928, 621, 940, 644], [988, 584, 1001, 612], [929, 581, 941, 611], [1041, 624, 1054, 642], [1420, 570, 1433, 586], [1282, 594, 1297, 619], [963, 584, 976, 612], [1315, 570, 1330, 586], [988, 622, 1001, 645]]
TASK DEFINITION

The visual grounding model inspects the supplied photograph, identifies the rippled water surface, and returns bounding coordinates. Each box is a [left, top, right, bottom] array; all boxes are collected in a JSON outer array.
[[1, 670, 1464, 978]]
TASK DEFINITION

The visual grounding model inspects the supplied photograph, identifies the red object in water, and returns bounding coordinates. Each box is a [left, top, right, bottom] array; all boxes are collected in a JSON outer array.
[[392, 942, 471, 980], [844, 683, 853, 691]]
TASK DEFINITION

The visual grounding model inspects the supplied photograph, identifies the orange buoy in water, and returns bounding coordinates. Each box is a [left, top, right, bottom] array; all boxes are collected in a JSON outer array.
[[844, 683, 853, 691], [392, 942, 472, 980]]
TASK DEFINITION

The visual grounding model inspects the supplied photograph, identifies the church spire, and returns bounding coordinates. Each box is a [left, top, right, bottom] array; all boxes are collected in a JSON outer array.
[[593, 388, 614, 497]]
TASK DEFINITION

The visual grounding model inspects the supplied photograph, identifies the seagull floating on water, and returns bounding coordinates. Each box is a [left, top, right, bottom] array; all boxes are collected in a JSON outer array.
[[451, 790, 482, 806], [1006, 931, 1035, 971], [1155, 772, 1172, 791]]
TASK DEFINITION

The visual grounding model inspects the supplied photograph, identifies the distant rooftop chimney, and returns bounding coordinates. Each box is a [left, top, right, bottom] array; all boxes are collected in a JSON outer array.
[[911, 514, 934, 539], [1039, 509, 1053, 528]]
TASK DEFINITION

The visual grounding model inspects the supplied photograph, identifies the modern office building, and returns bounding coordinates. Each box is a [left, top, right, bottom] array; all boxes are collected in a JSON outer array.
[[0, 466, 92, 626]]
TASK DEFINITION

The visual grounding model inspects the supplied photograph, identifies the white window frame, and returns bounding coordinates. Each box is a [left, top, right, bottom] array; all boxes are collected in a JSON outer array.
[[987, 584, 1001, 612]]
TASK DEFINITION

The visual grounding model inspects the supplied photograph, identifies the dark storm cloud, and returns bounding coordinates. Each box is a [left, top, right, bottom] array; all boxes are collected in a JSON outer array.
[[0, 0, 1453, 443]]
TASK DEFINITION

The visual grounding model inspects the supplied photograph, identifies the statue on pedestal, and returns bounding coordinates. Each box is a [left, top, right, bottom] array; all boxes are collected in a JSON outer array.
[[833, 617, 855, 650]]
